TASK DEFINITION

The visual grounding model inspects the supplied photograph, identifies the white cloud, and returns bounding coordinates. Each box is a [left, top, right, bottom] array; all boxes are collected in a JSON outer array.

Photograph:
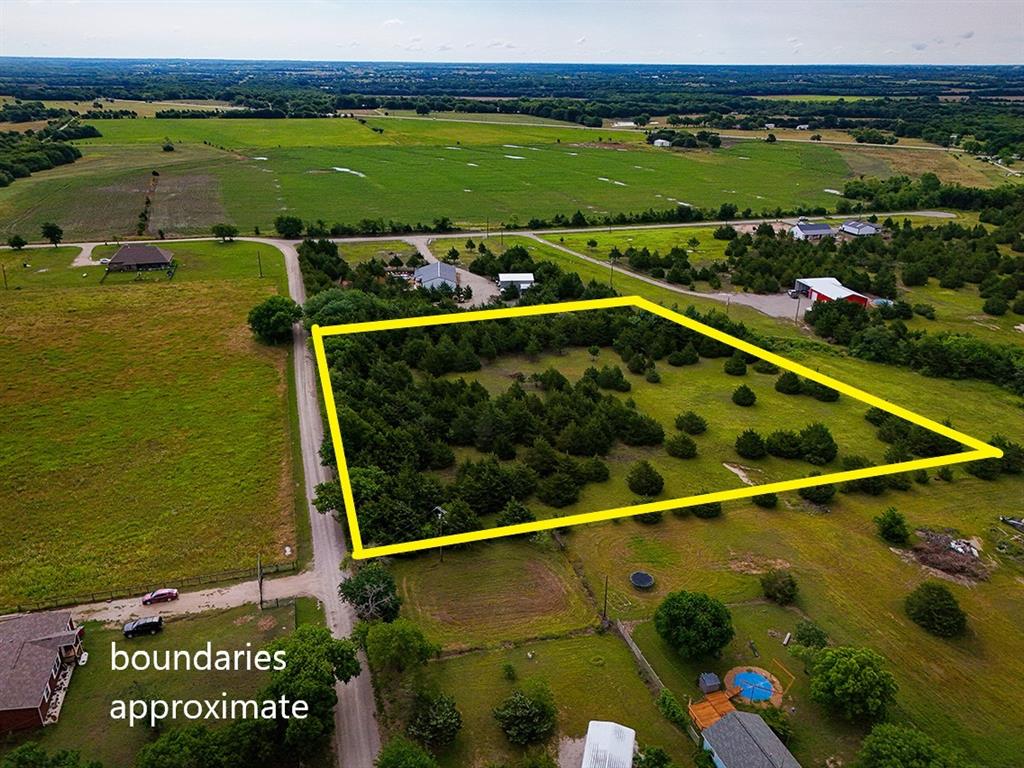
[[381, 18, 403, 27], [576, 36, 587, 45], [960, 30, 975, 39]]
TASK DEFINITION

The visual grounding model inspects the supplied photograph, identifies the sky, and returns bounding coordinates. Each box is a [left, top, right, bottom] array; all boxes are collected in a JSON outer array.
[[1, 0, 1021, 65]]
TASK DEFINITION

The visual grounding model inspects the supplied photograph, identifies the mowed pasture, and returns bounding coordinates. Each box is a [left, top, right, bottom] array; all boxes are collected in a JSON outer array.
[[0, 242, 295, 607], [5, 116, 864, 241]]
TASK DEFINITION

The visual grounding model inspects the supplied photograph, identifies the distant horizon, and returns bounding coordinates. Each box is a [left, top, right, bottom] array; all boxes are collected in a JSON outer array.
[[0, 55, 1019, 69], [2, 1, 1021, 66]]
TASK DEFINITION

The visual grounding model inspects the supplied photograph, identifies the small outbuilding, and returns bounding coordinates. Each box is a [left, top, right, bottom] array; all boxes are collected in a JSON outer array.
[[793, 277, 869, 307], [653, 138, 672, 148], [764, 123, 776, 130], [841, 220, 880, 237], [581, 720, 635, 768], [698, 672, 722, 694], [498, 272, 535, 292], [789, 222, 834, 241], [414, 262, 457, 291], [796, 124, 810, 131], [105, 244, 173, 272]]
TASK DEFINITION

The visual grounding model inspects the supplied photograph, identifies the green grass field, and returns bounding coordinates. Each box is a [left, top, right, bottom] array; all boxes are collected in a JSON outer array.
[[0, 241, 296, 607], [0, 604, 296, 766], [426, 633, 690, 767], [3, 117, 868, 241], [543, 225, 731, 267]]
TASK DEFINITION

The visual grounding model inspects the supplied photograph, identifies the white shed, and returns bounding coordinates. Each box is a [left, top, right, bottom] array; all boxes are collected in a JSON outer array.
[[581, 721, 635, 768], [653, 138, 672, 147], [498, 272, 535, 291]]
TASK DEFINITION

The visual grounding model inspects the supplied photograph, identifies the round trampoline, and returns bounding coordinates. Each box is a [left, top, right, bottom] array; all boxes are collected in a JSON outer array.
[[630, 571, 655, 590]]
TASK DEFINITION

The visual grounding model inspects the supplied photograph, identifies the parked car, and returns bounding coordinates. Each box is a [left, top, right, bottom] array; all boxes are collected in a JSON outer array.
[[98, 258, 110, 265], [123, 616, 163, 638], [142, 588, 179, 605]]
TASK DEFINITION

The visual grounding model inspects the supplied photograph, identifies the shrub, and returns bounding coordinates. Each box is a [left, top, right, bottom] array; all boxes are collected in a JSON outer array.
[[627, 460, 664, 496], [856, 723, 975, 768], [752, 492, 778, 508], [668, 342, 700, 365], [502, 663, 517, 681], [760, 569, 798, 605], [339, 562, 401, 622], [493, 681, 557, 745], [496, 499, 536, 527], [982, 295, 1008, 316], [794, 619, 829, 648], [675, 410, 707, 435], [579, 457, 610, 482], [799, 423, 838, 465], [803, 380, 840, 402], [731, 384, 756, 407], [645, 368, 661, 384], [723, 350, 747, 376], [407, 692, 463, 748], [536, 472, 580, 507], [654, 591, 734, 659], [904, 581, 967, 638], [810, 646, 898, 721], [735, 429, 766, 459], [666, 434, 698, 459], [753, 359, 780, 374], [248, 295, 302, 343], [775, 371, 802, 394], [692, 499, 723, 519], [874, 507, 910, 545], [655, 688, 688, 728], [376, 737, 439, 768], [766, 429, 803, 459], [798, 477, 835, 504]]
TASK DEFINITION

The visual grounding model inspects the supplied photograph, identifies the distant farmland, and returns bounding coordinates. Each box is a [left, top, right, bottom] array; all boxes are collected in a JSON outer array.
[[4, 116, 860, 241]]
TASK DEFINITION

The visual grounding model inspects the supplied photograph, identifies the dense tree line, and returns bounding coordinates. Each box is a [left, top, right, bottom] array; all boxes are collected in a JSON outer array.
[[0, 129, 86, 187]]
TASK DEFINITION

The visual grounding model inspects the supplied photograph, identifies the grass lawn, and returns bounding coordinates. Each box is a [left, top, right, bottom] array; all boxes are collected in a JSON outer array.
[[543, 226, 730, 267], [0, 241, 297, 607], [337, 240, 420, 265], [1, 247, 85, 289], [389, 537, 596, 650], [426, 633, 691, 768], [900, 279, 1024, 348], [3, 118, 861, 240], [0, 604, 296, 766]]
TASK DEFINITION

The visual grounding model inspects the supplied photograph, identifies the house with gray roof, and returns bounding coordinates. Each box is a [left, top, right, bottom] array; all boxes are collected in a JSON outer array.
[[702, 711, 802, 768], [106, 244, 174, 272], [0, 612, 83, 732], [841, 220, 880, 237], [789, 222, 835, 241], [414, 262, 457, 291]]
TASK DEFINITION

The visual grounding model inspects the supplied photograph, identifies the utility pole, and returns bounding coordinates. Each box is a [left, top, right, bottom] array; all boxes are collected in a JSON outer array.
[[1, 264, 7, 290], [257, 553, 264, 609], [602, 575, 609, 624], [257, 251, 263, 278], [793, 295, 801, 324], [436, 507, 445, 563]]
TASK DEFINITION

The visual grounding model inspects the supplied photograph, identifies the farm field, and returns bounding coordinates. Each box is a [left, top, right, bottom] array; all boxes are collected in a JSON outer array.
[[543, 225, 731, 266], [0, 241, 296, 607], [4, 116, 888, 241], [2, 95, 235, 117], [0, 604, 299, 766], [424, 633, 690, 768]]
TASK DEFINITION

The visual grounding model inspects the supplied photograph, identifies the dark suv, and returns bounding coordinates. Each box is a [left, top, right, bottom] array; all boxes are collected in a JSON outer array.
[[123, 616, 163, 638]]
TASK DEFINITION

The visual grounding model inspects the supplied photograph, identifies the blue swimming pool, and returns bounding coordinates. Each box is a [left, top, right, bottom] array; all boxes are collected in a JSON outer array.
[[734, 670, 774, 702]]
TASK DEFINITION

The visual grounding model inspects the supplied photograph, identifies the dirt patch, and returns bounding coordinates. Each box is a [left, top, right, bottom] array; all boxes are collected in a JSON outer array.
[[233, 614, 254, 625], [723, 462, 761, 485], [558, 736, 585, 768], [729, 554, 792, 575], [257, 615, 278, 632]]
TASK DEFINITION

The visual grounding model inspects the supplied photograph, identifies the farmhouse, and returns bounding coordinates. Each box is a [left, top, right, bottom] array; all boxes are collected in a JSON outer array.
[[653, 138, 672, 147], [106, 244, 174, 272], [498, 272, 535, 292], [789, 222, 835, 241], [414, 262, 457, 291], [841, 220, 880, 237], [702, 711, 802, 768], [793, 277, 869, 306], [0, 612, 83, 732], [580, 720, 635, 768]]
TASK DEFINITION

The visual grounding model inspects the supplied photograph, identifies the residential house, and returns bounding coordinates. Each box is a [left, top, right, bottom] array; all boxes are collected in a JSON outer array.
[[702, 711, 802, 768], [789, 222, 835, 241], [841, 220, 880, 237], [414, 262, 457, 291], [106, 244, 174, 272], [0, 612, 83, 732]]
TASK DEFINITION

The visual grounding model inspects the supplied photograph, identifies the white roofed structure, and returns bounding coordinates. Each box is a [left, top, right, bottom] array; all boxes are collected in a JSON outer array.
[[581, 720, 636, 768]]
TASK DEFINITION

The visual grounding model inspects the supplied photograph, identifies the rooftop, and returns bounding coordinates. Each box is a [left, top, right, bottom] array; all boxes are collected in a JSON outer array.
[[0, 612, 79, 712], [581, 720, 636, 768], [793, 222, 834, 235], [108, 244, 173, 266], [498, 272, 535, 282], [795, 276, 865, 301], [703, 711, 802, 768], [414, 262, 456, 282]]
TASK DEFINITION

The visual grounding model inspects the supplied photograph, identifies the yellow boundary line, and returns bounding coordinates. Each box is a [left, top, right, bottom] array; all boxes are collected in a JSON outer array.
[[310, 296, 1001, 559]]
